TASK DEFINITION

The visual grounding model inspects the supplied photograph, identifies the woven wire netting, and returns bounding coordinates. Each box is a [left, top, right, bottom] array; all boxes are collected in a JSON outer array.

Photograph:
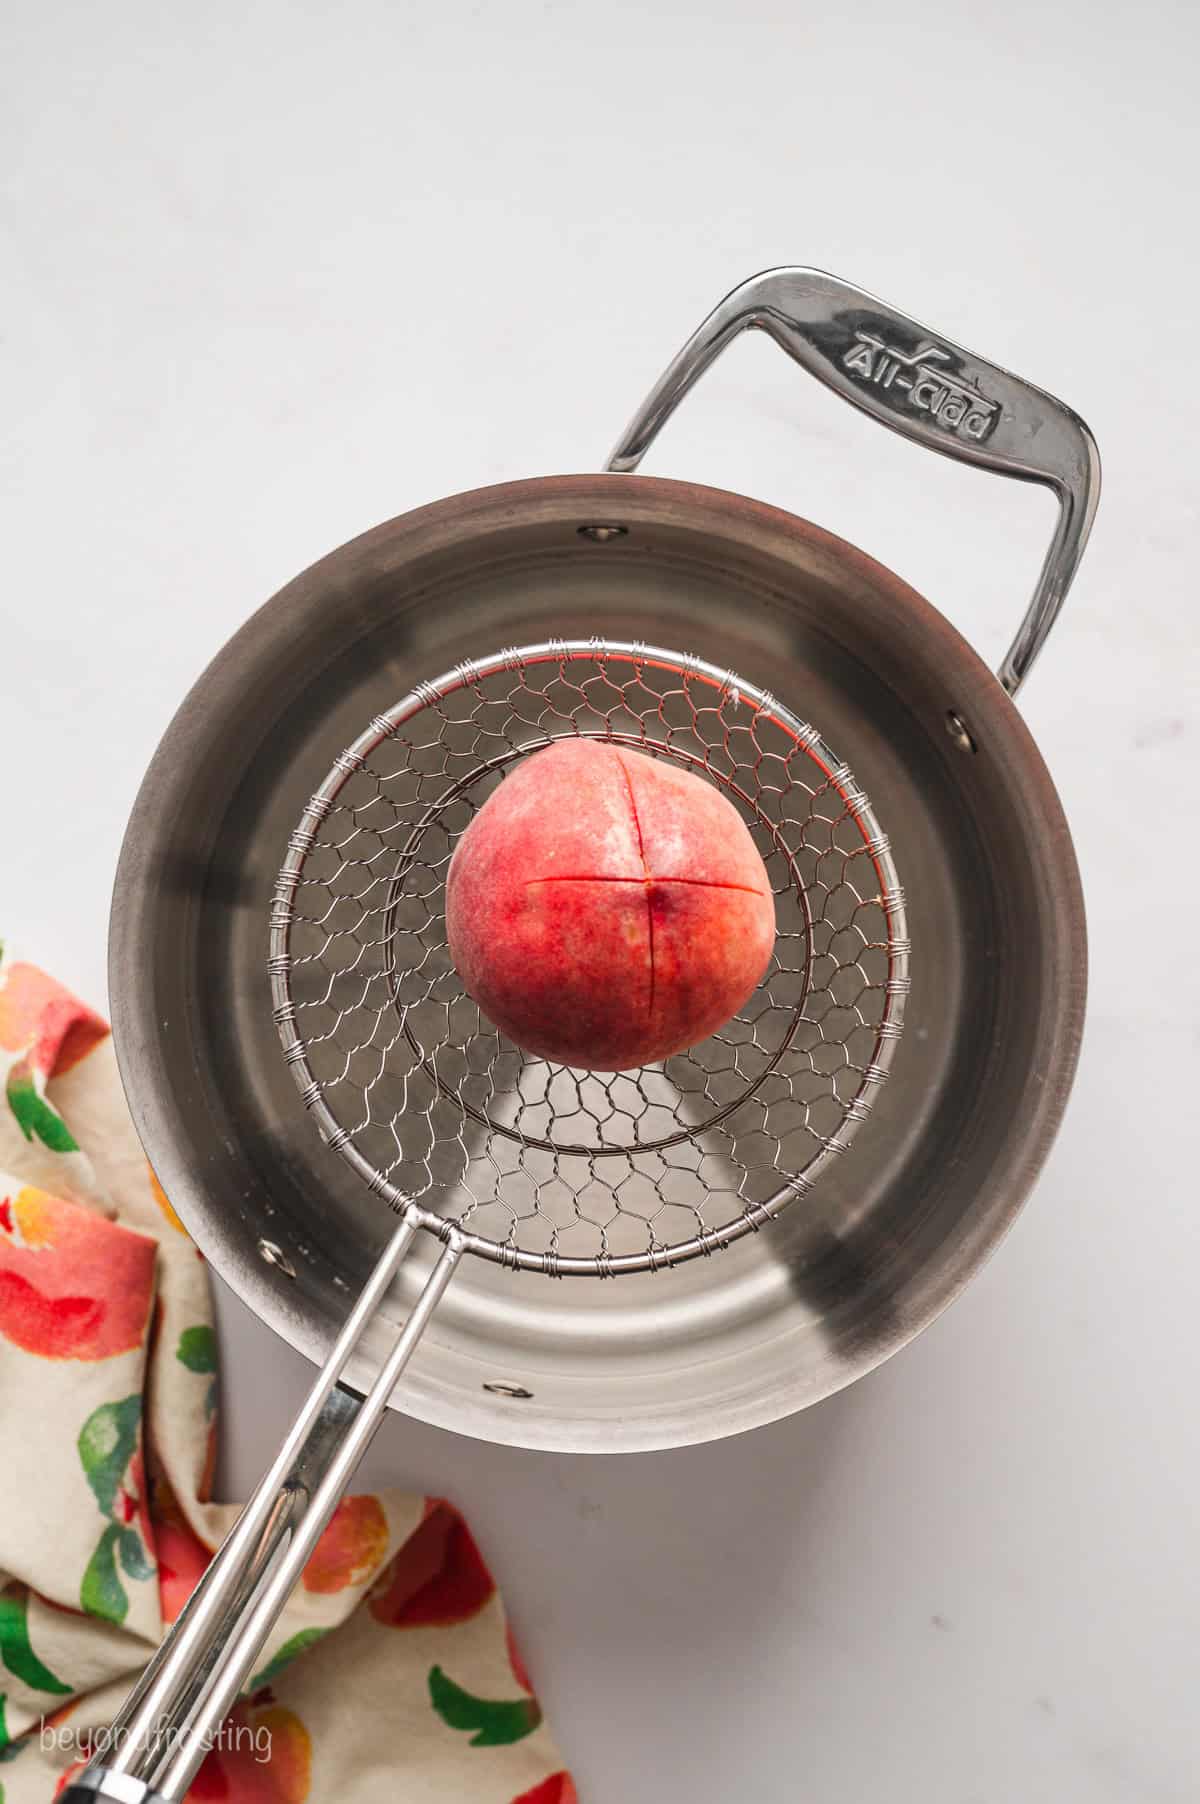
[[269, 641, 909, 1275]]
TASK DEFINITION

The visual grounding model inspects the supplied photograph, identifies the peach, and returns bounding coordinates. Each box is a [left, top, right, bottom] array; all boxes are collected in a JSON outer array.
[[445, 740, 775, 1071]]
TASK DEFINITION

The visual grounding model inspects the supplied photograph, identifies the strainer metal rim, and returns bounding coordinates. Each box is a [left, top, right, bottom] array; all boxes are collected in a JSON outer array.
[[268, 637, 911, 1276]]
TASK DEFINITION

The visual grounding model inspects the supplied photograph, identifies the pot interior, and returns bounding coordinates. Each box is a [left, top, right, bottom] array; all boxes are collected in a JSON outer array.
[[109, 475, 1084, 1452]]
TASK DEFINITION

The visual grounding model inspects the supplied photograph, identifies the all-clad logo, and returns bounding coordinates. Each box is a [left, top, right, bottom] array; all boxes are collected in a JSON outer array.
[[841, 330, 999, 442]]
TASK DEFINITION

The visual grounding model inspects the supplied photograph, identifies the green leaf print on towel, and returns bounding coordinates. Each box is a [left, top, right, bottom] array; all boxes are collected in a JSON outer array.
[[4, 1063, 78, 1152], [249, 1627, 330, 1692], [175, 1324, 216, 1373], [78, 1396, 141, 1516], [176, 1323, 218, 1417], [0, 1586, 71, 1694], [77, 1397, 154, 1625], [427, 1664, 542, 1747]]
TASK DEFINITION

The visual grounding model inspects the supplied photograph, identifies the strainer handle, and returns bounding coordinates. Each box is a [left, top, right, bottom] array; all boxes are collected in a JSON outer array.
[[68, 1217, 461, 1804], [606, 267, 1100, 698]]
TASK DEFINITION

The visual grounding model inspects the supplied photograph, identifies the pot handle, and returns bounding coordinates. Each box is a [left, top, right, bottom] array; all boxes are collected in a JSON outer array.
[[606, 267, 1100, 698]]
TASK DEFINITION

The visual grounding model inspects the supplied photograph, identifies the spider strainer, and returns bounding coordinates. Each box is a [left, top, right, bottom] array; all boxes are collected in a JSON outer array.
[[268, 639, 909, 1276], [85, 266, 1096, 1804]]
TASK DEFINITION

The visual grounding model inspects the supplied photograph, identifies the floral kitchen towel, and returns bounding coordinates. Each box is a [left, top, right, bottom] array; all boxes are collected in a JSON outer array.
[[0, 946, 575, 1803]]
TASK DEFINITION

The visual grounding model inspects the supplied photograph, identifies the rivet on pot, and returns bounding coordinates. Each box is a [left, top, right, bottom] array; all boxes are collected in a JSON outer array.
[[482, 1381, 534, 1399], [576, 523, 629, 543], [945, 710, 977, 754], [257, 1237, 297, 1278]]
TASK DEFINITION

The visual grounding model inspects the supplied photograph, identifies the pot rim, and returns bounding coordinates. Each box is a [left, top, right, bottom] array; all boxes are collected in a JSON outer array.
[[108, 472, 1087, 1451]]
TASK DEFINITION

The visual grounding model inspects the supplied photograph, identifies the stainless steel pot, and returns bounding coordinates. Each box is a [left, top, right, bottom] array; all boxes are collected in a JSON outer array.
[[80, 269, 1097, 1803]]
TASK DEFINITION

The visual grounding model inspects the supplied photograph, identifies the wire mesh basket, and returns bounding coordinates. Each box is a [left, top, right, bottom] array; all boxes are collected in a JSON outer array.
[[270, 639, 910, 1274]]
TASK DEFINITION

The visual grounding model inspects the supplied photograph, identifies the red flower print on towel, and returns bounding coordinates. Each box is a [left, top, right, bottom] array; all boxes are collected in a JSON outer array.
[[0, 1186, 156, 1360], [511, 1775, 579, 1804], [0, 962, 108, 1076], [367, 1500, 495, 1628], [302, 1495, 389, 1595]]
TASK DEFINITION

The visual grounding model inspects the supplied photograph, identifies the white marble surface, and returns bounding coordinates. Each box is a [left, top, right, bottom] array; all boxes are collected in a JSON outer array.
[[4, 3, 1199, 1798]]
